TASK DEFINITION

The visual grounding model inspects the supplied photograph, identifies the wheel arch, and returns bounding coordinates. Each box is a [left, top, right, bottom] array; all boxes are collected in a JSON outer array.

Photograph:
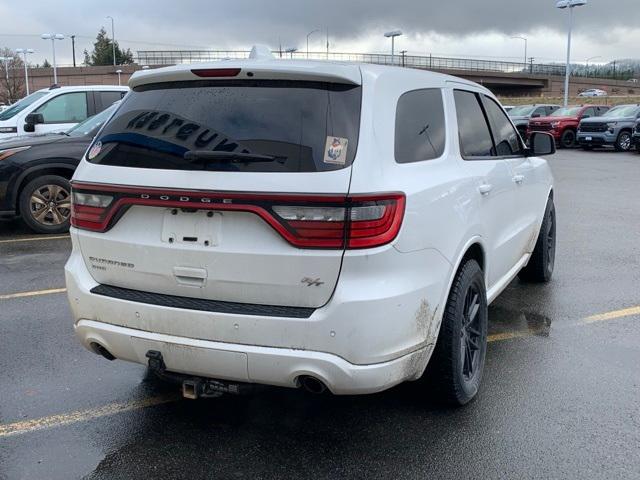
[[446, 236, 488, 299], [14, 163, 75, 213]]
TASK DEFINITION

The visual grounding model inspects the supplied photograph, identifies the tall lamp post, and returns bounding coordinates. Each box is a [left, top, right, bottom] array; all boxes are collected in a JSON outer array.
[[306, 29, 320, 59], [556, 0, 588, 107], [585, 55, 601, 75], [15, 49, 34, 95], [384, 30, 403, 66], [106, 16, 116, 66], [41, 33, 65, 85], [511, 36, 528, 69]]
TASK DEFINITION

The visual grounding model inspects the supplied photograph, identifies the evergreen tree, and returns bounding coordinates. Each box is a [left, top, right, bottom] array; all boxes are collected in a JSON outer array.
[[42, 59, 51, 68], [83, 27, 134, 66]]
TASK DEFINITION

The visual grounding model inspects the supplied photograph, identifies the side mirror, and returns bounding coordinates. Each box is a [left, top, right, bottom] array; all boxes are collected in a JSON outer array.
[[527, 132, 556, 157], [531, 113, 541, 118], [24, 113, 44, 133], [582, 114, 591, 119]]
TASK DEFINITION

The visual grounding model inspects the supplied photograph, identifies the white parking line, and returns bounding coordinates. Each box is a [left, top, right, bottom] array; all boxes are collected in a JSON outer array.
[[0, 394, 179, 438], [0, 288, 67, 300], [0, 235, 70, 244]]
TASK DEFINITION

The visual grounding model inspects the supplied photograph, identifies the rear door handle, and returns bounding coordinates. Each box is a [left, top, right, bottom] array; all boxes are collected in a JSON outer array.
[[513, 174, 525, 184], [478, 184, 493, 196]]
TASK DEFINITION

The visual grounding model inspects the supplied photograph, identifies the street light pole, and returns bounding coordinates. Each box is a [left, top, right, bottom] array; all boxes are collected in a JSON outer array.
[[107, 16, 116, 66], [306, 29, 320, 59], [41, 34, 65, 85], [16, 49, 34, 95], [71, 35, 76, 67], [400, 50, 407, 67], [557, 0, 588, 107], [384, 30, 403, 66], [511, 36, 528, 69], [585, 55, 601, 75]]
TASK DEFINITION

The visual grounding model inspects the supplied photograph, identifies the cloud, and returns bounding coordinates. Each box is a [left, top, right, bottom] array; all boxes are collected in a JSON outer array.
[[0, 0, 638, 65]]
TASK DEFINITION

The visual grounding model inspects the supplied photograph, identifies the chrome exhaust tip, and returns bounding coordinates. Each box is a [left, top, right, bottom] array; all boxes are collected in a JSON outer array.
[[298, 375, 327, 394]]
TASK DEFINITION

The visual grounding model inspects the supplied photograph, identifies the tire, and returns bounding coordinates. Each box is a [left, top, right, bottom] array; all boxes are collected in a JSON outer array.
[[614, 131, 632, 152], [19, 175, 72, 234], [425, 259, 488, 406], [560, 129, 576, 149], [519, 198, 556, 283]]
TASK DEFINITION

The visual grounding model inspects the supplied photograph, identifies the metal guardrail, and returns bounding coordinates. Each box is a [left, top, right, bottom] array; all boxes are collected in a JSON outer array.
[[136, 50, 570, 77]]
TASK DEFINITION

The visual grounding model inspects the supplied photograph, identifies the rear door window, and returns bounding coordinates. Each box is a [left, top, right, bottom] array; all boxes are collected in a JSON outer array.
[[88, 80, 361, 172], [482, 96, 524, 157], [34, 92, 88, 123], [97, 91, 126, 111], [395, 89, 445, 163], [453, 90, 494, 158]]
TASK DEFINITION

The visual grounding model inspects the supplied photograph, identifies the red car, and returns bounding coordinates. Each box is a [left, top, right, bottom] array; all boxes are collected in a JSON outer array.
[[527, 105, 610, 148]]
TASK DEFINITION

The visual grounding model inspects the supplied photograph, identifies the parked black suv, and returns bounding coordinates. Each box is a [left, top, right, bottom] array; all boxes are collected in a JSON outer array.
[[0, 103, 117, 233]]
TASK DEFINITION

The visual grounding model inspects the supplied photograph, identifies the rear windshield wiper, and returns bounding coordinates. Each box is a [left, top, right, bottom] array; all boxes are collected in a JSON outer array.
[[184, 150, 279, 163]]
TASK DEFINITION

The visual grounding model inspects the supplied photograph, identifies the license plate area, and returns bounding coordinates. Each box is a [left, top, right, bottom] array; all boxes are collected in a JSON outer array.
[[585, 136, 593, 141], [161, 209, 222, 247]]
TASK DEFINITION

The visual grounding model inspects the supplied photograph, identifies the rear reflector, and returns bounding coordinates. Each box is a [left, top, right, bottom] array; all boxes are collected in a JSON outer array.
[[70, 183, 405, 249], [190, 68, 241, 78]]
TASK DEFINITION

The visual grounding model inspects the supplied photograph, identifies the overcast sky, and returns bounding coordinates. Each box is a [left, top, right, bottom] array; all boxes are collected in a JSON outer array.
[[1, 0, 639, 66]]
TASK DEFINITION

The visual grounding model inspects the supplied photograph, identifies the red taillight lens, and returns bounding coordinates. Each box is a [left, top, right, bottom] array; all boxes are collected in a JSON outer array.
[[190, 68, 241, 78], [271, 195, 405, 249], [70, 192, 114, 231], [70, 183, 405, 249], [272, 206, 347, 248], [347, 195, 405, 248]]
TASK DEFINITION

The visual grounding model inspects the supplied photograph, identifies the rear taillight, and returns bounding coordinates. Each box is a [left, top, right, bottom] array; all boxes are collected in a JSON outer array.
[[71, 192, 114, 230], [70, 183, 405, 249]]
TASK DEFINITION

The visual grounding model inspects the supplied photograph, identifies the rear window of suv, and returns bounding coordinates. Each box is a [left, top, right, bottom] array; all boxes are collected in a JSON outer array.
[[87, 80, 362, 172]]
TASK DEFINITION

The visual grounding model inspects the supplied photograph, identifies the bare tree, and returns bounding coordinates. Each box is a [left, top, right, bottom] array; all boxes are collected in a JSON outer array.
[[0, 48, 26, 105]]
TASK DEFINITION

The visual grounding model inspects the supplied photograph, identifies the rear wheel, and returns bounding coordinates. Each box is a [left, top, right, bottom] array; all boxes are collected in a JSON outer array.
[[425, 259, 488, 406], [560, 129, 576, 149], [19, 175, 72, 234], [615, 131, 632, 152], [519, 197, 556, 283]]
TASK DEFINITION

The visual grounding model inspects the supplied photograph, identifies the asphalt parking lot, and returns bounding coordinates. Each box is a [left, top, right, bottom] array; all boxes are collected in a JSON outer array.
[[1, 149, 639, 480]]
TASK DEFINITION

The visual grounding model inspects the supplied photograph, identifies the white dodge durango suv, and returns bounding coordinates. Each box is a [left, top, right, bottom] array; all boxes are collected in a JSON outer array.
[[65, 48, 557, 406]]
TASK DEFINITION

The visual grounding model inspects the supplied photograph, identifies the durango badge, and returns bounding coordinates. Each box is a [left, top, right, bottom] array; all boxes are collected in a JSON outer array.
[[323, 136, 349, 165]]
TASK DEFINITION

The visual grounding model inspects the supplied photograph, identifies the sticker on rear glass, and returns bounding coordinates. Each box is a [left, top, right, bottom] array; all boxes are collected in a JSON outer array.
[[324, 136, 348, 165], [87, 141, 102, 160]]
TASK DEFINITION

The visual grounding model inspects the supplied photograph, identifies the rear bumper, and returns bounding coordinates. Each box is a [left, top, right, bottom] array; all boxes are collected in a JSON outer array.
[[74, 319, 430, 395], [65, 230, 451, 394]]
